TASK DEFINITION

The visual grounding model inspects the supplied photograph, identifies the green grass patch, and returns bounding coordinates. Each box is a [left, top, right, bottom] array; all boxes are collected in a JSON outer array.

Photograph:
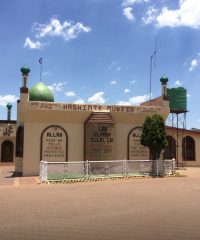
[[47, 173, 85, 180]]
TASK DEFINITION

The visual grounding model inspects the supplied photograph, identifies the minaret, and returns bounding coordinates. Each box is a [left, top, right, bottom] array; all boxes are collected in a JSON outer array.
[[160, 75, 168, 96], [6, 103, 12, 121], [20, 65, 30, 102]]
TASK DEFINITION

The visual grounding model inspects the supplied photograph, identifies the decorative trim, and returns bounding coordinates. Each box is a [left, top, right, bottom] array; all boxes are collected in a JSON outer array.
[[20, 87, 28, 93], [0, 120, 17, 124], [163, 95, 170, 101]]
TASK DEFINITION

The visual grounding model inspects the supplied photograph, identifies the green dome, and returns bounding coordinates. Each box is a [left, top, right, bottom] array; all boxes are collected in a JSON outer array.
[[21, 65, 30, 75], [29, 82, 54, 102], [160, 75, 168, 84]]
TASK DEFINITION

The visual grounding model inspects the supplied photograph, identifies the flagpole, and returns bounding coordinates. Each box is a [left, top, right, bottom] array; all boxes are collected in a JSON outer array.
[[149, 37, 157, 101], [39, 57, 43, 82], [149, 55, 153, 101]]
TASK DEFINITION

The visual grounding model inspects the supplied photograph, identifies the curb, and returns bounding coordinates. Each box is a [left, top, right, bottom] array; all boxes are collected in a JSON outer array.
[[43, 174, 184, 184]]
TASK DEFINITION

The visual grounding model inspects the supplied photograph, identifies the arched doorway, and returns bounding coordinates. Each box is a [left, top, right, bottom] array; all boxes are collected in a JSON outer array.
[[163, 136, 176, 159], [1, 140, 14, 162], [182, 136, 195, 161]]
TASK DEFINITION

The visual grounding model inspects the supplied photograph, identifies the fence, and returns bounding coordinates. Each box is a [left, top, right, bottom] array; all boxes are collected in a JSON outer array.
[[40, 159, 175, 183]]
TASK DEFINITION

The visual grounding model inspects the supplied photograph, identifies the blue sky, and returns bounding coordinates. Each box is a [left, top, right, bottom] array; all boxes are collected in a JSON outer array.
[[0, 0, 200, 129]]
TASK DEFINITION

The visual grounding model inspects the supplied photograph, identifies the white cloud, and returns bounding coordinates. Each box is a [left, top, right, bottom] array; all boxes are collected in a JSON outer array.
[[42, 71, 52, 77], [124, 88, 130, 93], [34, 17, 91, 41], [108, 61, 121, 71], [65, 91, 76, 97], [187, 93, 192, 98], [110, 80, 117, 85], [142, 7, 158, 25], [117, 94, 149, 106], [117, 101, 131, 106], [130, 80, 136, 84], [174, 80, 182, 86], [122, 0, 149, 7], [81, 86, 87, 90], [156, 0, 200, 29], [129, 94, 149, 105], [123, 7, 135, 21], [24, 37, 43, 49], [48, 82, 66, 93], [74, 98, 85, 104], [189, 58, 198, 71], [88, 92, 106, 104], [0, 95, 18, 107]]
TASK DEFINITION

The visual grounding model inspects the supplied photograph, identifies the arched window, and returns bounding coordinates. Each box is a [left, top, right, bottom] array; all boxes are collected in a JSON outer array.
[[1, 140, 14, 162], [182, 136, 195, 161], [16, 126, 24, 157], [163, 136, 176, 159]]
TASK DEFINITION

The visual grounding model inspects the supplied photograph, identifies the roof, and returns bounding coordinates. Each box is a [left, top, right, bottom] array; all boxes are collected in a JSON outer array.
[[0, 120, 17, 124], [166, 126, 200, 135], [85, 112, 114, 124]]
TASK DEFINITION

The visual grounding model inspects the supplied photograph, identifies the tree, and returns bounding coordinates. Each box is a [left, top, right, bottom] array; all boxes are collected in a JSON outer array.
[[140, 114, 167, 160]]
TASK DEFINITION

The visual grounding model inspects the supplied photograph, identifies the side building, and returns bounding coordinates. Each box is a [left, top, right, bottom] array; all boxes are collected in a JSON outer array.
[[0, 104, 16, 165], [164, 127, 200, 167]]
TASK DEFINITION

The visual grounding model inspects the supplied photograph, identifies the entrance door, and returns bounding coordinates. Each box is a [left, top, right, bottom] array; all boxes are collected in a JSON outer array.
[[1, 141, 14, 162]]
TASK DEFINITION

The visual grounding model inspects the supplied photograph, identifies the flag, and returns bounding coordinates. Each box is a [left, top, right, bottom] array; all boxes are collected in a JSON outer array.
[[39, 57, 43, 64]]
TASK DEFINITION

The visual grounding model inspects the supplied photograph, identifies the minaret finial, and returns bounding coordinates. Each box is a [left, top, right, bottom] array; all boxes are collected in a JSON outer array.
[[160, 75, 168, 96], [6, 103, 12, 121], [20, 65, 30, 88]]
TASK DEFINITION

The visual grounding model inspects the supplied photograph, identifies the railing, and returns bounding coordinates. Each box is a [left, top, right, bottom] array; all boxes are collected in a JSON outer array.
[[40, 159, 175, 183]]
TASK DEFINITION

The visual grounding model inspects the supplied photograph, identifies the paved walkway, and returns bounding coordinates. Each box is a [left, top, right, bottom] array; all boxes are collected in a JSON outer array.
[[0, 165, 40, 187], [0, 165, 200, 240]]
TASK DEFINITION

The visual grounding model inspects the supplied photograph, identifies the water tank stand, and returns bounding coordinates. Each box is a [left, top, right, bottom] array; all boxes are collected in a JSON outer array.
[[167, 111, 187, 168]]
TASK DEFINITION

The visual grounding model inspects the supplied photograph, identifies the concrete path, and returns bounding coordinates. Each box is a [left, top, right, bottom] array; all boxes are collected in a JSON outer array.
[[0, 165, 200, 240], [0, 165, 40, 187]]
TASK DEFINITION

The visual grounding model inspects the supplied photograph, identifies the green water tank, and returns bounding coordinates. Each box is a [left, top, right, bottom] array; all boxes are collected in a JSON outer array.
[[167, 87, 187, 112]]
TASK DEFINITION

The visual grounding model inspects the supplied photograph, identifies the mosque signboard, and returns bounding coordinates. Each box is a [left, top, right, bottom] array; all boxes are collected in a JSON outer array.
[[41, 125, 67, 162], [128, 127, 149, 160], [85, 124, 115, 161], [30, 102, 161, 113]]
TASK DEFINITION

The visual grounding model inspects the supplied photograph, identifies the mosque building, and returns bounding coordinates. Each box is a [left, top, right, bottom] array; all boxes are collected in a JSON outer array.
[[0, 65, 200, 176]]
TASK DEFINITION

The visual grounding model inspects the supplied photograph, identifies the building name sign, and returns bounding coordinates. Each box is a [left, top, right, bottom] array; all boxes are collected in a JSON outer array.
[[30, 102, 161, 113], [41, 126, 67, 162]]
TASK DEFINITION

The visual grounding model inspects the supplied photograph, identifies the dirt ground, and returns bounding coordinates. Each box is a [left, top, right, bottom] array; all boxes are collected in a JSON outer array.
[[0, 165, 200, 240]]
